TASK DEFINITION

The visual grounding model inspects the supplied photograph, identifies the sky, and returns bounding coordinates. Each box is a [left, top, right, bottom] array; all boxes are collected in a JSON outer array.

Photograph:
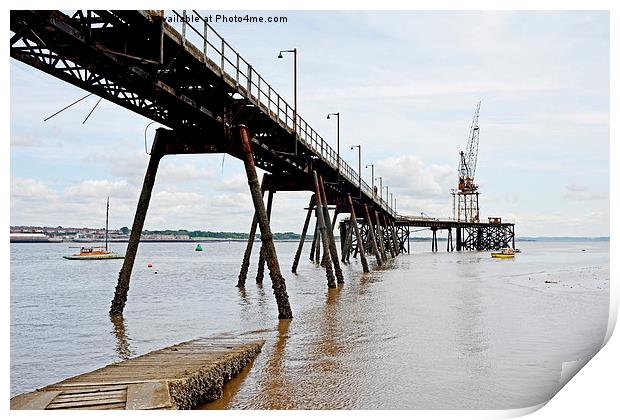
[[9, 10, 610, 236]]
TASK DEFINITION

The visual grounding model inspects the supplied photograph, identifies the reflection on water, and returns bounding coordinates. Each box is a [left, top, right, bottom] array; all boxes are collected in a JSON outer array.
[[110, 315, 133, 361], [11, 240, 609, 409]]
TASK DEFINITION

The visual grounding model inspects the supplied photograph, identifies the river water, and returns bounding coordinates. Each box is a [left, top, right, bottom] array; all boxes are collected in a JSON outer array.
[[10, 240, 609, 409]]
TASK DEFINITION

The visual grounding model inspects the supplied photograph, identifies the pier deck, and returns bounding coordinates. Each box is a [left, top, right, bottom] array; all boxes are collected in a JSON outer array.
[[10, 337, 264, 410]]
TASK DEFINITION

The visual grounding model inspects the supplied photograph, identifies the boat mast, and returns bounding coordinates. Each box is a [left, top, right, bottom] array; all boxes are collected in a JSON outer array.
[[105, 197, 109, 251]]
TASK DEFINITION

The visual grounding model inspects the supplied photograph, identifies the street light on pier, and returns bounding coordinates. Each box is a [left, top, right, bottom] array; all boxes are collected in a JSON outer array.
[[277, 48, 297, 155], [366, 164, 375, 199], [351, 144, 362, 198], [327, 112, 340, 182]]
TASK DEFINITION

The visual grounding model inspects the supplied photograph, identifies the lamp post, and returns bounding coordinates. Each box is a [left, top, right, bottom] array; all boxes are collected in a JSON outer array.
[[278, 48, 297, 154], [376, 176, 383, 203], [327, 112, 340, 182], [366, 164, 374, 199], [390, 193, 394, 212], [351, 144, 361, 198], [385, 186, 389, 210]]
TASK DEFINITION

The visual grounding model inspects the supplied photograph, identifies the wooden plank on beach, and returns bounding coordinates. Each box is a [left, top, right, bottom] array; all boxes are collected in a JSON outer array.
[[11, 338, 264, 410]]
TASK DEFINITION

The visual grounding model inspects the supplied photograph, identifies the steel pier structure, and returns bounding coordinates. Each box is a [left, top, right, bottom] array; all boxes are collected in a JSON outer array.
[[394, 217, 515, 254], [10, 10, 515, 320]]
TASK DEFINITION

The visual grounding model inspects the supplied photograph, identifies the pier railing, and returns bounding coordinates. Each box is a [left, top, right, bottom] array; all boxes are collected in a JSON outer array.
[[167, 10, 395, 217]]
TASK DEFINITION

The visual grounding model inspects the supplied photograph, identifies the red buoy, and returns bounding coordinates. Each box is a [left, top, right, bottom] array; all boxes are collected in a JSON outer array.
[[147, 262, 153, 268]]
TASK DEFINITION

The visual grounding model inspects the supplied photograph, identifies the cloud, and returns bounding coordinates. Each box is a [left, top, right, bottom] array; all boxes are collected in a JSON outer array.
[[11, 176, 57, 201], [376, 155, 454, 199], [563, 184, 607, 201], [64, 179, 138, 200]]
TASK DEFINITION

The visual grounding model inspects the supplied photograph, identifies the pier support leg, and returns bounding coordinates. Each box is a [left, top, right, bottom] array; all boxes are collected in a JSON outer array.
[[364, 204, 382, 266], [374, 211, 388, 261], [382, 215, 395, 258], [256, 190, 274, 284], [456, 227, 462, 251], [348, 195, 369, 273], [110, 142, 162, 316], [431, 227, 438, 252], [238, 125, 292, 319], [319, 176, 344, 284], [447, 228, 453, 252], [341, 221, 353, 263], [310, 220, 318, 262], [408, 230, 410, 254], [237, 175, 266, 288], [315, 228, 322, 265], [390, 220, 399, 256], [312, 171, 336, 288], [292, 194, 315, 274]]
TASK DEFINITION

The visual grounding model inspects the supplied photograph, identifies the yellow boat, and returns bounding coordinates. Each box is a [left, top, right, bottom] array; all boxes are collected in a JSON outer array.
[[491, 248, 515, 258]]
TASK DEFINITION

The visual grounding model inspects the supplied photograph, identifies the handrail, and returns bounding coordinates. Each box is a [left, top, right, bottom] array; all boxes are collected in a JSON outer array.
[[168, 10, 395, 217]]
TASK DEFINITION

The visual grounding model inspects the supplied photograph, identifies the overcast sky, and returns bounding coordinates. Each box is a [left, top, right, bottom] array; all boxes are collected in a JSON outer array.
[[10, 11, 609, 236]]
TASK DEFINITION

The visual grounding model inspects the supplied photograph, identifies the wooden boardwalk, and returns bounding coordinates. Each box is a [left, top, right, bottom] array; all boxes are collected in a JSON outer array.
[[11, 337, 264, 410]]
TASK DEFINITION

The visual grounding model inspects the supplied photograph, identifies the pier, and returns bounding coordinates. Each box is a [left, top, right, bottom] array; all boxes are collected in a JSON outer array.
[[10, 337, 264, 410], [10, 10, 516, 321]]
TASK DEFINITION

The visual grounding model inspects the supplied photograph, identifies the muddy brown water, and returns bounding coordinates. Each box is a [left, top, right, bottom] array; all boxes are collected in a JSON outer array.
[[10, 240, 609, 409]]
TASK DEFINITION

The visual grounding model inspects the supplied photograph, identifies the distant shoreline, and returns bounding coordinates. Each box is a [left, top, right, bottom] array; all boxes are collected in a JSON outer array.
[[10, 236, 610, 244]]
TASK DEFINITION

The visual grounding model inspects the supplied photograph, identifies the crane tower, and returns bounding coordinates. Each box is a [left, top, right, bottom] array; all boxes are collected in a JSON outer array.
[[453, 101, 481, 222]]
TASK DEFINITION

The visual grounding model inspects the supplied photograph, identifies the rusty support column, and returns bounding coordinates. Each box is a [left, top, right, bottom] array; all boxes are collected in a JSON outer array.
[[237, 175, 266, 287], [256, 189, 274, 283], [309, 220, 318, 261], [348, 195, 369, 273], [390, 220, 400, 256], [110, 145, 162, 316], [312, 171, 336, 288], [341, 219, 353, 263], [292, 194, 315, 273], [374, 210, 388, 261], [364, 204, 382, 266], [314, 227, 322, 264], [382, 215, 395, 258], [319, 176, 344, 284], [238, 125, 292, 319]]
